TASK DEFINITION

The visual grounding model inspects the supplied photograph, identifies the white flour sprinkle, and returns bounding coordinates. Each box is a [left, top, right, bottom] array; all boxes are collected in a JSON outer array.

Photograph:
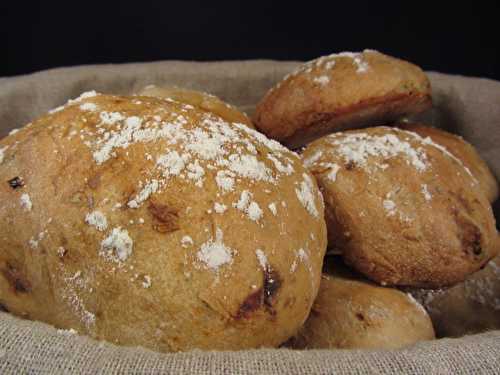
[[128, 179, 159, 208], [76, 91, 98, 100], [142, 275, 152, 289], [290, 248, 309, 273], [295, 174, 320, 218], [403, 130, 478, 182], [255, 249, 268, 270], [60, 93, 302, 211], [268, 202, 277, 216], [312, 75, 330, 85], [9, 129, 19, 135], [29, 238, 39, 249], [184, 127, 227, 160], [284, 50, 374, 82], [328, 131, 428, 172], [48, 105, 65, 114], [57, 247, 67, 257], [302, 150, 323, 168], [0, 146, 8, 164], [227, 154, 274, 183], [20, 193, 32, 211], [247, 202, 263, 221], [93, 116, 144, 164], [215, 170, 235, 192], [186, 160, 205, 187], [80, 102, 97, 111], [214, 202, 227, 214], [99, 111, 125, 125], [60, 268, 96, 330], [234, 190, 252, 211], [48, 91, 98, 114], [85, 211, 108, 231], [352, 55, 369, 73], [326, 163, 341, 182], [181, 235, 194, 248], [383, 199, 396, 216], [101, 228, 133, 262], [157, 151, 190, 177], [421, 184, 432, 201], [197, 228, 233, 270], [267, 154, 294, 175], [234, 191, 263, 221], [233, 123, 291, 154]]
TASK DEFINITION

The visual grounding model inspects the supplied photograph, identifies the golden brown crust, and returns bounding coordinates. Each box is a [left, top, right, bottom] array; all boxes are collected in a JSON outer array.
[[290, 260, 435, 350], [302, 126, 498, 287], [137, 85, 254, 128], [398, 123, 498, 203], [0, 92, 327, 351], [253, 50, 431, 149]]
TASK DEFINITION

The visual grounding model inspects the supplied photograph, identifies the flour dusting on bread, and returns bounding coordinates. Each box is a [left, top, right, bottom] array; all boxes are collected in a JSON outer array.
[[197, 228, 233, 270], [295, 174, 320, 218], [327, 131, 428, 172], [67, 94, 311, 223], [281, 49, 374, 86], [0, 92, 328, 349], [234, 190, 263, 222], [101, 227, 134, 262], [85, 211, 108, 231], [0, 146, 8, 164], [20, 193, 33, 211], [255, 249, 268, 270]]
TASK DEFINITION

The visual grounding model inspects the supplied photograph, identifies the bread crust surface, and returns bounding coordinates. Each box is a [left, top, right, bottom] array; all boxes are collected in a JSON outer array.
[[291, 260, 435, 349], [254, 50, 431, 148], [399, 123, 498, 203], [302, 126, 498, 287], [0, 92, 327, 351]]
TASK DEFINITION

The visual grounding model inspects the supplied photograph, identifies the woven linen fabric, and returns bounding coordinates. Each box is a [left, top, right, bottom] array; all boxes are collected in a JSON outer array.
[[0, 60, 499, 374]]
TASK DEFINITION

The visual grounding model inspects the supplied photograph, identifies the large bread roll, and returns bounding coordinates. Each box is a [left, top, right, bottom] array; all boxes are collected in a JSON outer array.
[[0, 92, 327, 351], [302, 126, 498, 287]]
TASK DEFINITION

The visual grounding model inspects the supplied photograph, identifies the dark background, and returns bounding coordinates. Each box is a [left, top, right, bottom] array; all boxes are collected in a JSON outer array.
[[1, 2, 499, 79]]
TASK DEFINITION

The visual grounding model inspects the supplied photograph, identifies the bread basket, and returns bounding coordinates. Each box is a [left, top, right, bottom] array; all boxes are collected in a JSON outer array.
[[0, 61, 499, 374]]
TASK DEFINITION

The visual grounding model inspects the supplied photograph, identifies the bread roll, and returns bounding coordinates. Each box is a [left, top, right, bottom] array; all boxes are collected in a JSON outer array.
[[290, 260, 435, 349], [409, 236, 500, 337], [398, 123, 498, 203], [254, 50, 431, 148], [302, 126, 498, 287], [0, 92, 327, 352], [137, 85, 254, 128]]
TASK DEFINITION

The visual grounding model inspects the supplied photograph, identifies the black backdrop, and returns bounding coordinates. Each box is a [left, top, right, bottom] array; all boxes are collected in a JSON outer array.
[[1, 2, 499, 79]]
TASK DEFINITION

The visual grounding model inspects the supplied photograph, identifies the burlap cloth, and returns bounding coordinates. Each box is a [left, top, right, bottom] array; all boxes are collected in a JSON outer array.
[[0, 61, 499, 374]]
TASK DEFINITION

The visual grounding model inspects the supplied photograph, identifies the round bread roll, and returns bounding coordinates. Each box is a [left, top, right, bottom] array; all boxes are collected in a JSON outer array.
[[253, 50, 431, 149], [290, 260, 435, 350], [137, 85, 254, 128], [302, 126, 498, 287], [0, 92, 327, 352], [409, 236, 500, 338], [398, 123, 498, 203]]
